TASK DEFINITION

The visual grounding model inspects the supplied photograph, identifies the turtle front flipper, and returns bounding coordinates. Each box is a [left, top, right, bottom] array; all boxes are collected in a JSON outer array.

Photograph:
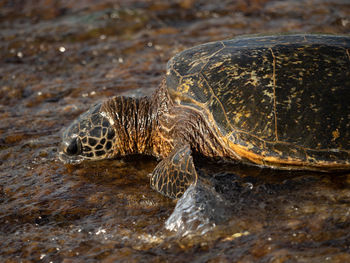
[[150, 144, 198, 199]]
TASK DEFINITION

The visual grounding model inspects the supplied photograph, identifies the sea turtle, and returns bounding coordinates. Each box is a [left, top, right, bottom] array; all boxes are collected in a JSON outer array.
[[59, 34, 350, 199]]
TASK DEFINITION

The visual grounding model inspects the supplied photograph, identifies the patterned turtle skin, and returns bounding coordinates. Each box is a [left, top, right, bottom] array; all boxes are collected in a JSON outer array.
[[59, 103, 117, 164], [60, 34, 350, 199]]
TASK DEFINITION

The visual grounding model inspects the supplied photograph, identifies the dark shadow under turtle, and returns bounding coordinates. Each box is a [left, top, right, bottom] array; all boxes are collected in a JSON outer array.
[[59, 34, 350, 199]]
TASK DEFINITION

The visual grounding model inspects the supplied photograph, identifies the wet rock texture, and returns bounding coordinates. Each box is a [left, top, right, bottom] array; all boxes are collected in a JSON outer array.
[[0, 0, 350, 262]]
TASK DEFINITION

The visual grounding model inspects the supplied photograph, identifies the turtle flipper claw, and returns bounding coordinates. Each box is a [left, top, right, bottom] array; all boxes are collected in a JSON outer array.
[[150, 144, 198, 199]]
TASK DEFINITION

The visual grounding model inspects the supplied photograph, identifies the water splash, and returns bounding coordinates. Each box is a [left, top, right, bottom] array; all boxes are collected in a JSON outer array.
[[165, 181, 231, 236]]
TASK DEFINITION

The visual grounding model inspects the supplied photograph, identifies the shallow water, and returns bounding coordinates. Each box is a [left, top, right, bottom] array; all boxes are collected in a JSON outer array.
[[1, 0, 350, 262]]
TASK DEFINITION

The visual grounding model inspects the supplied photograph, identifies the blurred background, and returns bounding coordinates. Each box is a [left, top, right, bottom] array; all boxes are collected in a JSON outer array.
[[0, 0, 350, 262]]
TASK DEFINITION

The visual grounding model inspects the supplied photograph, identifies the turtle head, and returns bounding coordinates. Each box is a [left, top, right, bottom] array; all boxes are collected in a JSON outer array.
[[59, 103, 116, 164]]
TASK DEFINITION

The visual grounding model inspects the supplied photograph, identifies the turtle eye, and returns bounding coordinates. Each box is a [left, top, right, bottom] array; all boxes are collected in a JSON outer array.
[[65, 137, 82, 156]]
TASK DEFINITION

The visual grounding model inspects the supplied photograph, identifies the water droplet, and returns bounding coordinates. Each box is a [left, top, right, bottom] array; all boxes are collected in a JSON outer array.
[[341, 19, 349, 27], [95, 228, 106, 235], [243, 182, 254, 190], [110, 12, 119, 19]]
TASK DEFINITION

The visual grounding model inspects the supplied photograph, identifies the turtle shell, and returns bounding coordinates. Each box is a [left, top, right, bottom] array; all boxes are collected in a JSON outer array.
[[166, 34, 350, 169]]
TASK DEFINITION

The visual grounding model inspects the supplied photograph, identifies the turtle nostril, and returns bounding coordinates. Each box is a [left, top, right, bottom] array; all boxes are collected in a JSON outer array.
[[65, 137, 82, 156]]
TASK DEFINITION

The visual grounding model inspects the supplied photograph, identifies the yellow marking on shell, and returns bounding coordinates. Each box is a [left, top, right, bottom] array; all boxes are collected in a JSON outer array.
[[211, 61, 224, 69], [170, 79, 350, 160], [269, 48, 278, 141], [196, 41, 226, 75], [201, 75, 236, 135], [233, 111, 251, 124], [167, 58, 182, 78], [178, 78, 194, 94], [310, 103, 320, 113], [262, 88, 274, 98], [175, 87, 323, 153], [262, 73, 272, 79], [180, 41, 226, 77], [284, 96, 293, 110], [218, 64, 241, 79], [188, 59, 203, 71], [246, 70, 259, 87], [346, 49, 350, 61], [332, 129, 340, 141]]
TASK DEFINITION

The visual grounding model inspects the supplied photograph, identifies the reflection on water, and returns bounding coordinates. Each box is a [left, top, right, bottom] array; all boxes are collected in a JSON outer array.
[[1, 0, 350, 262]]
